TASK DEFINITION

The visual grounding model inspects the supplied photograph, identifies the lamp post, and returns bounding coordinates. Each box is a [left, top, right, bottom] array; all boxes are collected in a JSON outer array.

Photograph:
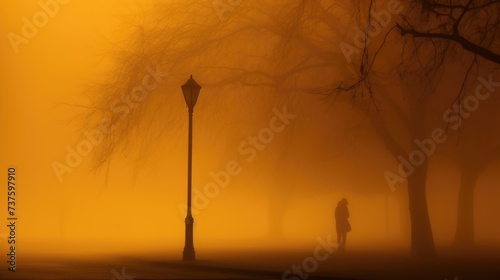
[[181, 75, 201, 261]]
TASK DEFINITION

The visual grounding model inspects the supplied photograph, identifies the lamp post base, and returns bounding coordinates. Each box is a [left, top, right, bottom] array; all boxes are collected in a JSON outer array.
[[183, 248, 195, 261], [183, 215, 195, 261]]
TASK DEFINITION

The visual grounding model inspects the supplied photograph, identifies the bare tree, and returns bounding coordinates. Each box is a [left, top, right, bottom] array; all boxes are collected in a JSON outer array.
[[82, 0, 353, 241], [336, 0, 499, 257], [443, 92, 500, 247]]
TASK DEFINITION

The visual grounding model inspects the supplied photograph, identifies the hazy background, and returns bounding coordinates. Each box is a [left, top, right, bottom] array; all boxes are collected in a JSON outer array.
[[1, 0, 499, 261]]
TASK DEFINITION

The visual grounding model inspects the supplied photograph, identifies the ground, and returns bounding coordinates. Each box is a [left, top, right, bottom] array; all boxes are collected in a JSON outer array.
[[1, 247, 499, 279]]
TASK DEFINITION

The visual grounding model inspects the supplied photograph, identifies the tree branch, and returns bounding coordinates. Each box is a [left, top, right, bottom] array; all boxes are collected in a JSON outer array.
[[396, 23, 500, 64]]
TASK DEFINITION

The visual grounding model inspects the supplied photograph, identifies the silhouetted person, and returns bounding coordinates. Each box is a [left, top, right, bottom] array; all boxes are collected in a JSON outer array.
[[335, 198, 350, 251]]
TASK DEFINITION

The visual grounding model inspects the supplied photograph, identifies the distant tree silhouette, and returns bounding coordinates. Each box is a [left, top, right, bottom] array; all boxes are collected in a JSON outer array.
[[442, 95, 500, 247]]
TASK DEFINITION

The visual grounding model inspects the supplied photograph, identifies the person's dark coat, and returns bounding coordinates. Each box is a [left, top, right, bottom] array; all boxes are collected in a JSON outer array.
[[335, 199, 350, 232]]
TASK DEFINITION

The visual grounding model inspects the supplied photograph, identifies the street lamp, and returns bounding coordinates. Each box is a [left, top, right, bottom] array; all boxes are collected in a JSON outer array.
[[181, 75, 201, 261]]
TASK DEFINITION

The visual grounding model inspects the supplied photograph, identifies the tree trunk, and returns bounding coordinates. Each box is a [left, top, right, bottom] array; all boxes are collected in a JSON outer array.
[[406, 162, 436, 258], [453, 170, 479, 247], [397, 188, 411, 245], [267, 198, 286, 240]]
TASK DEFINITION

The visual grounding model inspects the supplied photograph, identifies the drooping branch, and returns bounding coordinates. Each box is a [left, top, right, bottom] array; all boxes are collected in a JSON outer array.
[[396, 23, 500, 64]]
